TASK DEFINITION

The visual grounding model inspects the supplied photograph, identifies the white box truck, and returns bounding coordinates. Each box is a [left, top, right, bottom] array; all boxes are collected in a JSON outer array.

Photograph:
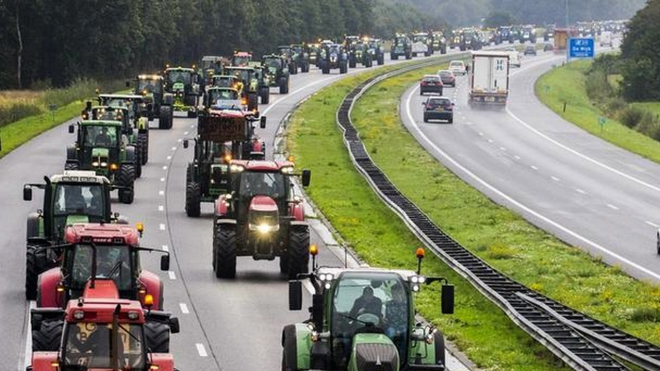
[[468, 51, 510, 106]]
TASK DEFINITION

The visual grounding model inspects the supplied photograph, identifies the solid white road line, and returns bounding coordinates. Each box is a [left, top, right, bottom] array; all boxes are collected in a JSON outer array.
[[404, 83, 660, 281], [196, 343, 208, 357]]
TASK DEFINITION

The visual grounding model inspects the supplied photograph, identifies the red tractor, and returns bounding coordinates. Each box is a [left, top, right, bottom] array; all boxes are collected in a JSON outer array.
[[212, 159, 311, 279], [36, 223, 170, 311], [28, 279, 180, 369]]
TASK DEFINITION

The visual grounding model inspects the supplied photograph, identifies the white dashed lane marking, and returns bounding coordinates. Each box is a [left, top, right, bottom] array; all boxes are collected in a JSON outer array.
[[576, 188, 587, 194], [158, 205, 164, 212], [499, 147, 506, 151], [167, 156, 172, 160], [184, 131, 189, 135], [606, 204, 619, 210], [514, 155, 521, 160], [168, 271, 176, 280], [180, 303, 189, 314], [159, 190, 165, 196], [159, 223, 166, 231], [196, 344, 208, 357], [645, 221, 659, 228], [177, 138, 182, 143], [162, 166, 168, 170], [160, 177, 165, 182], [171, 147, 177, 151], [531, 165, 538, 170], [162, 245, 169, 252], [487, 139, 494, 143], [551, 176, 560, 182]]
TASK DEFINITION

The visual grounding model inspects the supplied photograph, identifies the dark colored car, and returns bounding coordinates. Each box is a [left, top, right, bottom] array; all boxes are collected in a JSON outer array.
[[523, 45, 537, 56], [423, 96, 454, 123], [543, 42, 553, 52], [436, 69, 456, 87], [420, 74, 443, 95]]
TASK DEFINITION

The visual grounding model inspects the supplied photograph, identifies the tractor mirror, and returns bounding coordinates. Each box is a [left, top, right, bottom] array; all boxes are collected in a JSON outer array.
[[23, 187, 32, 201], [85, 101, 92, 111], [441, 284, 455, 314], [169, 317, 180, 334], [183, 139, 189, 149], [68, 124, 75, 134], [289, 281, 303, 310], [301, 169, 311, 187], [160, 255, 170, 271], [260, 116, 266, 129], [312, 293, 324, 327]]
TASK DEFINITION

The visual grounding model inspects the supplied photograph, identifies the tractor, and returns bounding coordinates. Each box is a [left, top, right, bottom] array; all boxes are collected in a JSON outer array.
[[262, 54, 291, 94], [365, 38, 385, 66], [65, 120, 137, 203], [319, 44, 348, 74], [411, 32, 433, 57], [224, 66, 265, 113], [343, 35, 360, 49], [163, 66, 201, 118], [431, 32, 448, 54], [348, 41, 373, 68], [23, 171, 120, 300], [520, 25, 537, 43], [200, 55, 227, 85], [232, 51, 253, 67], [183, 107, 266, 217], [307, 42, 321, 68], [390, 34, 412, 60], [290, 44, 310, 73], [277, 45, 298, 75], [459, 28, 482, 51], [29, 279, 180, 365], [129, 74, 174, 130], [35, 222, 169, 311], [283, 247, 455, 371], [211, 159, 311, 279]]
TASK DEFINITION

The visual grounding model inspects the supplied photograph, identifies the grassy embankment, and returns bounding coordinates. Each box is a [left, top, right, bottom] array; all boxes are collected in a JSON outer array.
[[287, 61, 660, 369], [0, 79, 124, 158]]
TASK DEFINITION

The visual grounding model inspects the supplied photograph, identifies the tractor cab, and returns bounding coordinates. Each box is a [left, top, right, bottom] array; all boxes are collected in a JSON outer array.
[[71, 121, 123, 173], [204, 87, 243, 111], [164, 67, 196, 93], [201, 55, 226, 80], [223, 66, 261, 112], [211, 75, 241, 90], [285, 249, 455, 371], [232, 51, 252, 67]]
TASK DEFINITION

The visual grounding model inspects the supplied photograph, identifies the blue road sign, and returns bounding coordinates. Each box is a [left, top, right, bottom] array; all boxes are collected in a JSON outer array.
[[569, 38, 594, 58]]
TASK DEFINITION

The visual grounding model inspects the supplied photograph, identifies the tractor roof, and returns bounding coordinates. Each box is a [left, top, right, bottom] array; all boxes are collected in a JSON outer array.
[[99, 93, 144, 101], [79, 120, 122, 127], [51, 171, 110, 184], [65, 223, 140, 245], [137, 74, 163, 80], [234, 51, 252, 56], [230, 159, 295, 172], [317, 266, 421, 282], [165, 67, 194, 72], [202, 55, 224, 61], [225, 66, 255, 72], [65, 281, 145, 323], [93, 105, 129, 112]]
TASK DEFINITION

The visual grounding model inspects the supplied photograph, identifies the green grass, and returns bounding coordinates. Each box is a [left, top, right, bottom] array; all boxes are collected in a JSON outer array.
[[288, 59, 660, 370], [632, 102, 660, 118], [536, 60, 660, 164]]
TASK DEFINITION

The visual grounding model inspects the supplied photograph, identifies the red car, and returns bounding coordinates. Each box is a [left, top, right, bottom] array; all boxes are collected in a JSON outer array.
[[437, 69, 456, 87], [420, 74, 443, 95]]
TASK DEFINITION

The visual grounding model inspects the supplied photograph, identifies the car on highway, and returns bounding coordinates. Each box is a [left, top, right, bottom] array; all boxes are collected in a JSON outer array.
[[437, 69, 456, 87], [420, 74, 444, 95], [523, 45, 537, 56], [448, 60, 467, 76], [422, 96, 454, 123], [543, 42, 553, 52]]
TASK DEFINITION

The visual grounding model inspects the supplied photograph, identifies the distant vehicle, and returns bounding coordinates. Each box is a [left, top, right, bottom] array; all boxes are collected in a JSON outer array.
[[437, 69, 456, 87], [505, 48, 521, 67], [543, 42, 554, 52], [420, 74, 443, 95], [468, 51, 510, 106], [523, 45, 537, 56], [600, 31, 613, 47], [448, 60, 467, 75], [422, 96, 454, 123]]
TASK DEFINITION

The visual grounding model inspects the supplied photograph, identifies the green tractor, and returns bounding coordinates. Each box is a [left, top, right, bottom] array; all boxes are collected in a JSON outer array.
[[183, 108, 266, 217], [431, 32, 448, 54], [390, 34, 412, 60], [366, 38, 385, 66], [283, 248, 455, 371], [348, 41, 372, 68], [129, 74, 174, 130], [65, 120, 137, 204], [223, 66, 265, 113], [22, 170, 120, 300], [277, 45, 298, 75], [262, 54, 291, 94], [290, 44, 310, 73], [163, 66, 201, 118]]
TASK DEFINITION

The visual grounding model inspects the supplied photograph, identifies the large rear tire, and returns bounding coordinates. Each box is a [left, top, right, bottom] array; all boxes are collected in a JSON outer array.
[[279, 77, 289, 94], [213, 225, 237, 279], [185, 182, 201, 217], [159, 106, 173, 130], [145, 320, 170, 353], [32, 319, 63, 352], [117, 164, 136, 204], [434, 330, 446, 368], [287, 225, 309, 280], [260, 87, 270, 104], [139, 133, 149, 165], [282, 325, 298, 371]]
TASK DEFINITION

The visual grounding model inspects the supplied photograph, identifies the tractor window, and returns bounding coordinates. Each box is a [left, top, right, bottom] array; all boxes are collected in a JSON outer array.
[[238, 171, 286, 200], [395, 37, 407, 44], [208, 89, 239, 105], [264, 58, 282, 69], [330, 272, 409, 367], [54, 183, 106, 218], [413, 35, 428, 43], [84, 125, 118, 147], [227, 69, 250, 84], [70, 244, 133, 291], [63, 322, 145, 369], [166, 70, 192, 85], [137, 79, 161, 94]]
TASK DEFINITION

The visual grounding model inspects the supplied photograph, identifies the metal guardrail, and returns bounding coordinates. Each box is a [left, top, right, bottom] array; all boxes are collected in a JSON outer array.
[[334, 55, 660, 371]]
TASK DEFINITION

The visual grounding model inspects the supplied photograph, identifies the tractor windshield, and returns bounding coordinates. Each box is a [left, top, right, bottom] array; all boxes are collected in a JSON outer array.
[[53, 183, 106, 218], [166, 70, 192, 85], [213, 77, 235, 88], [413, 34, 428, 43], [395, 37, 407, 44], [264, 58, 282, 69], [226, 69, 251, 84], [238, 171, 287, 200], [84, 125, 119, 148], [137, 79, 161, 94], [233, 56, 251, 66], [68, 244, 134, 292], [63, 322, 145, 369], [331, 272, 409, 367]]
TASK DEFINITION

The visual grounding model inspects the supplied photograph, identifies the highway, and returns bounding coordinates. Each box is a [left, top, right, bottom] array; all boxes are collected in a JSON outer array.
[[400, 39, 660, 283], [0, 50, 467, 371]]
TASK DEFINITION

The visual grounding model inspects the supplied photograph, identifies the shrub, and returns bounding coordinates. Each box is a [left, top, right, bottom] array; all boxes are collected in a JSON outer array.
[[603, 97, 627, 116], [0, 103, 43, 127], [619, 105, 645, 128], [635, 111, 660, 140], [585, 69, 614, 103]]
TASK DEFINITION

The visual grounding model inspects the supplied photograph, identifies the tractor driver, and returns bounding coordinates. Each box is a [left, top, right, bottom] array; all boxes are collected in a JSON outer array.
[[94, 127, 113, 146], [349, 286, 383, 320], [384, 283, 408, 358], [65, 186, 87, 213]]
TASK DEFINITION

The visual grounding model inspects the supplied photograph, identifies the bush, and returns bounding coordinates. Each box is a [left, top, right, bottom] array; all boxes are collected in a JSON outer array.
[[603, 97, 627, 116], [0, 103, 43, 127], [585, 69, 614, 103], [635, 111, 660, 140], [619, 105, 646, 128], [43, 78, 99, 108]]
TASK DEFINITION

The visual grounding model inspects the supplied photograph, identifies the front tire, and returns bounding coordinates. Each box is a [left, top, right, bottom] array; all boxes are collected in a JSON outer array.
[[287, 225, 310, 280], [282, 325, 298, 371], [117, 164, 136, 204], [213, 225, 237, 278], [185, 182, 201, 217], [145, 320, 171, 353], [159, 106, 173, 130], [32, 319, 63, 352], [25, 245, 46, 300]]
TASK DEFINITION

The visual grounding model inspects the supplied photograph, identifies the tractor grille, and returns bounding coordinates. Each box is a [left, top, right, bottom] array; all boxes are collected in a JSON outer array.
[[355, 343, 398, 371]]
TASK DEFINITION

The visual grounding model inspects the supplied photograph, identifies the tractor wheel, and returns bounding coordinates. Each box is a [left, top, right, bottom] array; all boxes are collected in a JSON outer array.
[[25, 245, 46, 300], [135, 151, 142, 178], [321, 61, 329, 74], [434, 329, 446, 368], [213, 225, 237, 279], [290, 62, 298, 75], [139, 133, 149, 165], [248, 93, 258, 112], [282, 325, 298, 371], [64, 162, 79, 170], [340, 61, 348, 74], [32, 319, 63, 352], [159, 106, 173, 130], [349, 58, 356, 69], [185, 182, 201, 217], [302, 63, 309, 73], [260, 87, 270, 104], [117, 164, 136, 204], [145, 320, 171, 353], [406, 53, 412, 60], [287, 225, 309, 280], [279, 78, 289, 94]]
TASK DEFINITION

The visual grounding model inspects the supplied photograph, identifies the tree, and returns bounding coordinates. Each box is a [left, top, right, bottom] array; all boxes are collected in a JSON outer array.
[[484, 10, 516, 28]]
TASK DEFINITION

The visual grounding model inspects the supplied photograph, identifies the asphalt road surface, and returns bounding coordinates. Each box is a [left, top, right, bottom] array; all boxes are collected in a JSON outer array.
[[400, 38, 660, 283]]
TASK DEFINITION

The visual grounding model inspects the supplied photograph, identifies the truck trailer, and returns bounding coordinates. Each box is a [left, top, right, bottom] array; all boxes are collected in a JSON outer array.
[[468, 51, 510, 106]]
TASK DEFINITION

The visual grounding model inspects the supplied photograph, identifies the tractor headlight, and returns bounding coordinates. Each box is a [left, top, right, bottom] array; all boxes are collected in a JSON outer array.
[[92, 161, 99, 167], [249, 222, 280, 234], [280, 166, 294, 174], [100, 162, 108, 167], [230, 164, 244, 173]]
